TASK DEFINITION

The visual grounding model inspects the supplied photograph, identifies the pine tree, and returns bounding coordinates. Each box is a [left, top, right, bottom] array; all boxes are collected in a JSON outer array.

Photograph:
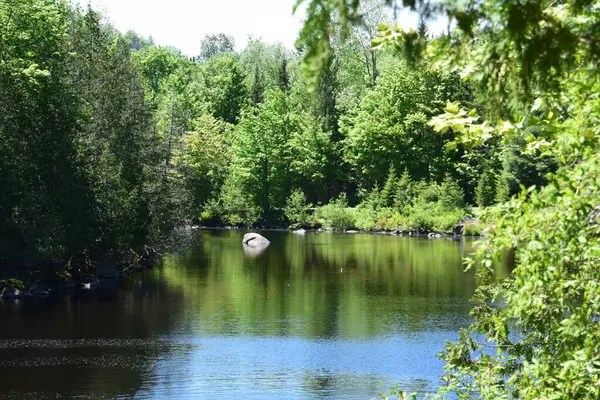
[[475, 169, 496, 207], [393, 170, 414, 210], [380, 165, 397, 207], [251, 65, 264, 106], [278, 58, 290, 92]]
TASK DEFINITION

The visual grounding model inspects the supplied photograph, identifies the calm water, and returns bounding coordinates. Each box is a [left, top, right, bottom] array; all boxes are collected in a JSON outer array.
[[0, 230, 508, 399]]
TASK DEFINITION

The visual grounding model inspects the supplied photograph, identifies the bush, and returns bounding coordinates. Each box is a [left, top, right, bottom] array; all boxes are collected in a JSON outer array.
[[375, 208, 405, 231], [353, 205, 378, 231], [404, 203, 463, 233], [284, 190, 313, 228], [315, 196, 355, 231]]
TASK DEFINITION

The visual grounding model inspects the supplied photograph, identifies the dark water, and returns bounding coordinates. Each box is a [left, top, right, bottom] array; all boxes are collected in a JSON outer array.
[[0, 230, 508, 399]]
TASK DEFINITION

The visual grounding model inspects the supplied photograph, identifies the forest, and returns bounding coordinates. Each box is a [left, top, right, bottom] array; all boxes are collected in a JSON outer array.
[[1, 0, 550, 274], [2, 0, 600, 397]]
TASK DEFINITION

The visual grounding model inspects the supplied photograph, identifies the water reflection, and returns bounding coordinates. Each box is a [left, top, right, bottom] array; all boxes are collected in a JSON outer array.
[[0, 230, 509, 399]]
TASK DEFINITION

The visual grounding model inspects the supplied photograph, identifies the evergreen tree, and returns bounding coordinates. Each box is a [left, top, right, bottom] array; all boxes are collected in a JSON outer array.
[[251, 65, 264, 105], [393, 170, 414, 210], [278, 58, 290, 92], [380, 165, 397, 207], [476, 169, 496, 207]]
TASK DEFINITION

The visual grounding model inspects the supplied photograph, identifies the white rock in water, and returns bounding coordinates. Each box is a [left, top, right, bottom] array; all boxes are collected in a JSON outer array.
[[242, 233, 270, 247], [293, 229, 306, 234]]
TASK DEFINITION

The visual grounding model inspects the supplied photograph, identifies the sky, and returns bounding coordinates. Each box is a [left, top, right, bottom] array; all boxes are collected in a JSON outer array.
[[73, 0, 444, 56]]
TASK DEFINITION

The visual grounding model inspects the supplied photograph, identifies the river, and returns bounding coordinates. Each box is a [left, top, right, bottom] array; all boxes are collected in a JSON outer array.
[[0, 229, 508, 399]]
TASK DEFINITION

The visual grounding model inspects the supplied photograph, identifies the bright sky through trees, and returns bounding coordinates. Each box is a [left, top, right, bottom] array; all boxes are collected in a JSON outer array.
[[73, 0, 442, 55]]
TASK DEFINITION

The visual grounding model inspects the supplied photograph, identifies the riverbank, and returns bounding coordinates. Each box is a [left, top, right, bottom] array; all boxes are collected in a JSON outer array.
[[201, 207, 489, 237], [199, 217, 488, 238], [0, 248, 160, 299]]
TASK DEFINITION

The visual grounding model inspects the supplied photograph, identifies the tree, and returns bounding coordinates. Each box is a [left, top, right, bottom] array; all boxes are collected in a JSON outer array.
[[199, 33, 234, 62], [132, 45, 179, 101], [174, 115, 232, 209], [342, 62, 467, 187], [227, 89, 293, 219], [380, 165, 396, 207], [124, 30, 152, 51], [278, 58, 290, 92], [0, 0, 95, 266], [284, 190, 313, 228], [200, 53, 247, 124], [393, 170, 414, 210], [251, 65, 264, 105], [475, 169, 496, 207], [439, 176, 464, 211]]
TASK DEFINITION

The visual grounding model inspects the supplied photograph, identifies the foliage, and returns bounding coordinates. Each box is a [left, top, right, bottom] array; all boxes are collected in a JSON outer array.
[[284, 190, 314, 228], [439, 176, 465, 211], [199, 33, 235, 62], [0, 1, 178, 275], [216, 175, 262, 227], [393, 170, 414, 211], [380, 165, 396, 207], [299, 0, 600, 395], [200, 53, 247, 124], [174, 115, 232, 209], [475, 169, 496, 208], [315, 196, 354, 231], [341, 62, 471, 186]]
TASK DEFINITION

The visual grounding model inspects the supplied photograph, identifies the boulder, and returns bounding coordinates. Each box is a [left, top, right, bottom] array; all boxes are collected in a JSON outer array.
[[242, 244, 269, 257], [242, 232, 270, 247], [292, 229, 307, 235]]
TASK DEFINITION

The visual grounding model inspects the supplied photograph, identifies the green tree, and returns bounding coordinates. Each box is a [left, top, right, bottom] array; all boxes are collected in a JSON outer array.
[[199, 33, 235, 62], [393, 170, 414, 210], [278, 58, 290, 92], [200, 53, 247, 124], [284, 190, 313, 228], [227, 89, 293, 219], [475, 169, 496, 207], [174, 115, 232, 210], [250, 65, 264, 105], [439, 176, 465, 211], [380, 165, 396, 207], [342, 63, 467, 187]]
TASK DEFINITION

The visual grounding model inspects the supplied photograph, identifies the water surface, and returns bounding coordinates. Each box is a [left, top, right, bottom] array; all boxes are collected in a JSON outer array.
[[0, 230, 507, 399]]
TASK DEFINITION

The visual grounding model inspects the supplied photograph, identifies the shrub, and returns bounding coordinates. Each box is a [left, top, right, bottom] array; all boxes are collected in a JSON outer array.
[[375, 208, 405, 231], [284, 189, 313, 228], [463, 219, 488, 236], [353, 205, 378, 231], [404, 203, 463, 233], [315, 196, 355, 231]]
